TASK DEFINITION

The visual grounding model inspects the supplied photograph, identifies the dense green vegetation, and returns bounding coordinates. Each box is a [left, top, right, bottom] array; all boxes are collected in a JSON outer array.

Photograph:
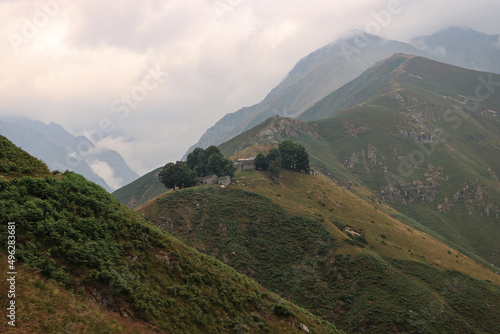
[[159, 146, 236, 190], [0, 137, 341, 333], [159, 161, 197, 189], [139, 184, 500, 334], [255, 140, 310, 174], [186, 146, 236, 177], [0, 135, 49, 176]]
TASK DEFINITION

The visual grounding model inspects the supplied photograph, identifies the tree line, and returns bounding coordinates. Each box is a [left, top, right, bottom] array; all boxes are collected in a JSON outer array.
[[254, 140, 310, 179], [159, 146, 236, 190]]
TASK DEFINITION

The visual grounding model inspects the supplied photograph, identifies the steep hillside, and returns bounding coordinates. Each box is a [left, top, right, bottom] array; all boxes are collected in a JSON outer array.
[[296, 54, 500, 269], [0, 134, 49, 177], [0, 116, 139, 191], [138, 171, 500, 334], [0, 253, 159, 333], [183, 33, 431, 158], [112, 166, 165, 209], [0, 136, 340, 333], [216, 54, 500, 271]]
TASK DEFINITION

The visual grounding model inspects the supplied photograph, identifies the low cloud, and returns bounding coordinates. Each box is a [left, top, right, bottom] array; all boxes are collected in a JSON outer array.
[[87, 159, 124, 191]]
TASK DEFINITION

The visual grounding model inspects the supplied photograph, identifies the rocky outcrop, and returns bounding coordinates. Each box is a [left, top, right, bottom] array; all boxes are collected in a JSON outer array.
[[437, 180, 499, 217], [381, 180, 438, 203], [344, 144, 381, 171], [257, 116, 319, 139], [395, 128, 438, 143]]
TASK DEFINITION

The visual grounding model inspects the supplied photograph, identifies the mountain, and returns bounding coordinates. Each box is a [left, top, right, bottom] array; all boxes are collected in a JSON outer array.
[[300, 54, 500, 268], [223, 53, 500, 269], [137, 168, 500, 333], [183, 32, 431, 158], [185, 27, 500, 161], [0, 117, 139, 191], [411, 27, 500, 74], [110, 52, 500, 332], [0, 134, 341, 333]]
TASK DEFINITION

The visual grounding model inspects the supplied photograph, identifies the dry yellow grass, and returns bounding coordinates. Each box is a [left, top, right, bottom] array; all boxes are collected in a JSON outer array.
[[231, 169, 500, 284]]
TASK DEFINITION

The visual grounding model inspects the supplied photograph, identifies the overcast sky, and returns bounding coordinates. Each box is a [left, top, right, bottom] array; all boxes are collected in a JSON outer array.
[[1, 0, 499, 177]]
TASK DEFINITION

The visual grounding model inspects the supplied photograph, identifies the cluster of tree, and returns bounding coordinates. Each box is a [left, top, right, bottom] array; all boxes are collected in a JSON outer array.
[[254, 140, 310, 178], [159, 146, 236, 190]]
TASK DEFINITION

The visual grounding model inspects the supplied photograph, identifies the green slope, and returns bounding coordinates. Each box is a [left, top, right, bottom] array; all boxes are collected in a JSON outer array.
[[138, 174, 500, 334], [296, 55, 500, 268], [0, 136, 341, 334], [112, 166, 165, 209], [0, 134, 49, 177], [213, 54, 500, 270]]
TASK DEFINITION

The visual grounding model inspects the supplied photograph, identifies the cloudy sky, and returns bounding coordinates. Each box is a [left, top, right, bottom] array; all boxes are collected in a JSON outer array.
[[1, 0, 499, 178]]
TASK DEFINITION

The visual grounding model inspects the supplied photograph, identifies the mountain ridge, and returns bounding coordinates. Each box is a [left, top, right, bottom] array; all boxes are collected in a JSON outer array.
[[0, 116, 139, 191], [183, 32, 432, 159], [183, 27, 500, 160]]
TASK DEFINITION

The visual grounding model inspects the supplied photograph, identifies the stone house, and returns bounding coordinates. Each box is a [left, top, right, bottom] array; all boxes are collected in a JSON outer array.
[[196, 174, 232, 187], [235, 158, 256, 171]]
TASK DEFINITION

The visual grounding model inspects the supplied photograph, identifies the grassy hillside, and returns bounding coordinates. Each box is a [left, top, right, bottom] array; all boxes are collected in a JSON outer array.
[[0, 252, 159, 333], [0, 136, 340, 333], [214, 54, 500, 271], [295, 56, 500, 268], [138, 171, 500, 333], [112, 166, 166, 209]]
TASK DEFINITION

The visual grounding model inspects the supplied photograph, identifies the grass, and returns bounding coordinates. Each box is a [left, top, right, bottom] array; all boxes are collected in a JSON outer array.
[[0, 136, 341, 334], [112, 166, 167, 209], [138, 170, 500, 333]]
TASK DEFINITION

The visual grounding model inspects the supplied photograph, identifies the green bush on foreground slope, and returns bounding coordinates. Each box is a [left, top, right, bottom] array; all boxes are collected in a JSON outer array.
[[0, 137, 338, 333], [0, 170, 340, 333]]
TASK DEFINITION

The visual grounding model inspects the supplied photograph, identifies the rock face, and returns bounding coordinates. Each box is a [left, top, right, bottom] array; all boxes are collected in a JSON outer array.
[[437, 180, 500, 217], [257, 116, 319, 139], [381, 180, 438, 203]]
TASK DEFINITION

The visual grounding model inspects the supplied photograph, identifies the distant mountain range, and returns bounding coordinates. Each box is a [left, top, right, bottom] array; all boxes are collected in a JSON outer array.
[[411, 27, 500, 74], [0, 117, 138, 191], [184, 27, 500, 158]]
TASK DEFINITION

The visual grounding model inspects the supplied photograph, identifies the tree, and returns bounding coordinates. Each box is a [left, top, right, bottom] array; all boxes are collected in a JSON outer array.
[[266, 148, 280, 166], [186, 147, 205, 176], [186, 146, 235, 177], [278, 140, 298, 170], [277, 140, 310, 172], [206, 154, 225, 176], [295, 145, 310, 173], [222, 158, 236, 177], [269, 157, 282, 182], [159, 161, 197, 190], [254, 153, 268, 170]]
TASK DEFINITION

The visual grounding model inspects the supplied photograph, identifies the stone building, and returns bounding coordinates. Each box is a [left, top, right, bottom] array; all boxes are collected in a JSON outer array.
[[196, 174, 232, 187], [235, 158, 256, 171]]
